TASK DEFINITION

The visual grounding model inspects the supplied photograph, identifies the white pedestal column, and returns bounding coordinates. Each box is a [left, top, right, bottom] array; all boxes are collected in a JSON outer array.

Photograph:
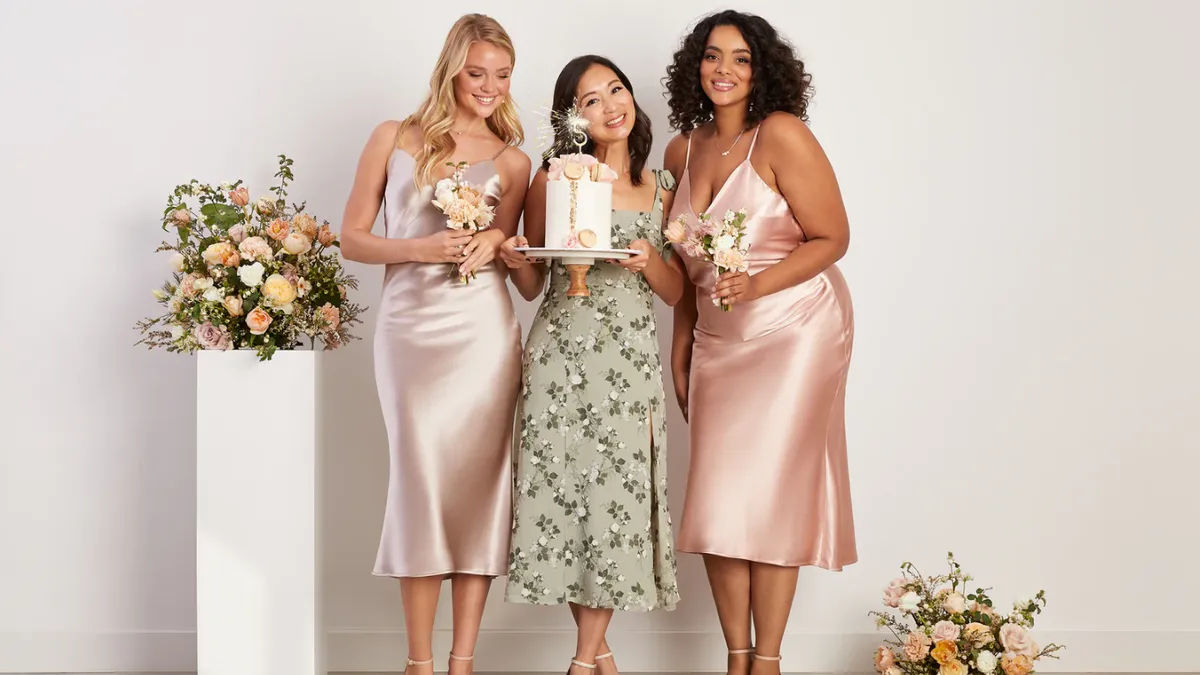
[[196, 350, 325, 675]]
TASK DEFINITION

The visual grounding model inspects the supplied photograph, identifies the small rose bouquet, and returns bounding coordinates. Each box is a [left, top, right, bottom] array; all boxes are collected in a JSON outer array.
[[134, 155, 365, 361], [666, 208, 750, 311], [869, 552, 1064, 675], [432, 161, 496, 283]]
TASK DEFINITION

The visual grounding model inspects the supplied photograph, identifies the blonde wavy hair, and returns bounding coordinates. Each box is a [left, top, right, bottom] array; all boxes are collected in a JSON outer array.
[[400, 13, 525, 189]]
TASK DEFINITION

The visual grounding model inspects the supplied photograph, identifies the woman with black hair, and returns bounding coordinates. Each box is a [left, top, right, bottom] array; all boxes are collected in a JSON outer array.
[[662, 10, 858, 674], [499, 55, 684, 675]]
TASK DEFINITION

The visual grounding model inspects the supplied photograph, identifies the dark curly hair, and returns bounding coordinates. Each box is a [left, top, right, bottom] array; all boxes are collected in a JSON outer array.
[[543, 55, 652, 187], [663, 10, 813, 134]]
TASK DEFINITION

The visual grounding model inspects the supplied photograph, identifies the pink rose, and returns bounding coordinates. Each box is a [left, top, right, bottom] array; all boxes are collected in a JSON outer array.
[[319, 303, 340, 330], [238, 236, 273, 262], [265, 218, 290, 241], [228, 224, 246, 243], [714, 247, 748, 273], [171, 208, 191, 225], [194, 322, 231, 350], [904, 632, 931, 662], [999, 623, 1035, 657], [229, 187, 249, 207], [317, 224, 337, 246], [932, 620, 961, 644], [245, 307, 272, 335], [874, 646, 896, 673], [883, 578, 907, 608]]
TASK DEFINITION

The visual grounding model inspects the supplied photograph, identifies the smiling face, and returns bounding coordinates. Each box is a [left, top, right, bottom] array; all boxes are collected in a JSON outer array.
[[699, 24, 754, 109], [575, 63, 635, 143], [454, 40, 512, 119]]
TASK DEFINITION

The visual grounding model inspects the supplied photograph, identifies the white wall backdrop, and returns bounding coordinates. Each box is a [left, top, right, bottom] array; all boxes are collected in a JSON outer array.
[[1, 0, 1198, 672]]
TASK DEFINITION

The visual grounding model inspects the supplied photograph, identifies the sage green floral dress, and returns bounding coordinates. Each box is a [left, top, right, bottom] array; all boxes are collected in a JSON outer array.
[[505, 169, 680, 612]]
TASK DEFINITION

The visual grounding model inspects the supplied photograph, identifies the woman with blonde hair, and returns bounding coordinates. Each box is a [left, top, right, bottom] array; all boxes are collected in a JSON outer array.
[[339, 13, 532, 675]]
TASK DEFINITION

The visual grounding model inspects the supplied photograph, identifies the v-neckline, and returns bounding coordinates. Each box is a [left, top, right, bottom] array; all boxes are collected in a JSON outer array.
[[686, 158, 750, 216]]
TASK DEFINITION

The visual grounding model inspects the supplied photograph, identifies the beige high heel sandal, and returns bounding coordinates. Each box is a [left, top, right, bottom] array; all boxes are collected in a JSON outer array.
[[568, 658, 597, 674], [449, 652, 473, 668], [405, 656, 434, 673]]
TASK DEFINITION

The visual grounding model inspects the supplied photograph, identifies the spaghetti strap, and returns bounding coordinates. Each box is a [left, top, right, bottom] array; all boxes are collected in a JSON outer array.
[[683, 134, 693, 173], [492, 143, 508, 160], [747, 124, 762, 155]]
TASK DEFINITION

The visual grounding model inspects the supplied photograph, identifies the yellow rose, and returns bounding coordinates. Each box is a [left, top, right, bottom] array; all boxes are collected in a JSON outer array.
[[1001, 653, 1033, 675], [931, 640, 958, 665], [940, 660, 968, 675], [963, 623, 994, 647], [202, 242, 236, 267], [261, 274, 297, 306]]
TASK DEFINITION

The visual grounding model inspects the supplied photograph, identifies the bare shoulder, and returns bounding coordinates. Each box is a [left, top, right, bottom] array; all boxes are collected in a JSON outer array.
[[495, 145, 532, 174], [495, 146, 533, 194], [663, 133, 690, 175], [760, 112, 821, 157]]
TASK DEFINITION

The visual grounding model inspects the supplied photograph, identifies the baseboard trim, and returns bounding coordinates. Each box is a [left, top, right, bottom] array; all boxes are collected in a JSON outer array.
[[1, 629, 1196, 673]]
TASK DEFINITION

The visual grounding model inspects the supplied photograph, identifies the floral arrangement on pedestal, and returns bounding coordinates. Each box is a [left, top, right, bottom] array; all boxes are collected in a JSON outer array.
[[134, 155, 364, 361], [870, 552, 1065, 675]]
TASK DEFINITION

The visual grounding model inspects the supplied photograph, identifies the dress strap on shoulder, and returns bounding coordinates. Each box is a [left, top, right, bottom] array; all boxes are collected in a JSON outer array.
[[491, 143, 508, 160], [747, 124, 763, 155], [683, 133, 693, 172]]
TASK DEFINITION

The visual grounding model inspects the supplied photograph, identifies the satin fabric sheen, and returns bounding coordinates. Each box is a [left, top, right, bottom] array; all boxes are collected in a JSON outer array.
[[372, 150, 522, 578], [669, 130, 857, 570]]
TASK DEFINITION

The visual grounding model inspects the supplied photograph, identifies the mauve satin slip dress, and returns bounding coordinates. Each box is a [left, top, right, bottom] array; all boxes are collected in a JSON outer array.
[[371, 145, 521, 578], [669, 127, 857, 570]]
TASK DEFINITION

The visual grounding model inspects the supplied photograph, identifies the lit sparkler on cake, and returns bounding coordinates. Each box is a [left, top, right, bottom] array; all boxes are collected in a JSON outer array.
[[521, 104, 633, 297]]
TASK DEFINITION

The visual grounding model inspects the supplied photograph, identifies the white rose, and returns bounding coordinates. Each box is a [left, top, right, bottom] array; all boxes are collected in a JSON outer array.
[[192, 277, 213, 293], [169, 252, 185, 272], [898, 591, 920, 612], [976, 651, 998, 674], [238, 261, 266, 287], [714, 234, 735, 251], [202, 286, 224, 303], [282, 232, 312, 255], [169, 324, 184, 340], [944, 592, 967, 614]]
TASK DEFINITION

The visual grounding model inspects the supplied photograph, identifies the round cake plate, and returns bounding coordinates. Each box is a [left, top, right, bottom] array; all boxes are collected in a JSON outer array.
[[515, 246, 637, 261]]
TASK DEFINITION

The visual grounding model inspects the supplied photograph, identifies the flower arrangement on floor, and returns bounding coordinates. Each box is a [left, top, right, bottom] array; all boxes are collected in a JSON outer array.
[[666, 208, 750, 311], [870, 552, 1065, 675], [135, 155, 364, 361]]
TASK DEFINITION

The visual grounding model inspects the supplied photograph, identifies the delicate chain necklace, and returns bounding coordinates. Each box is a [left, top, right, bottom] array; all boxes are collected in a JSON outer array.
[[719, 128, 746, 156]]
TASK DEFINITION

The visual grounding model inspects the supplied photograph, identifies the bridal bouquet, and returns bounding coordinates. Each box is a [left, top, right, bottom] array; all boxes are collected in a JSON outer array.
[[433, 160, 496, 283], [666, 208, 750, 311], [134, 155, 364, 361], [869, 552, 1065, 675]]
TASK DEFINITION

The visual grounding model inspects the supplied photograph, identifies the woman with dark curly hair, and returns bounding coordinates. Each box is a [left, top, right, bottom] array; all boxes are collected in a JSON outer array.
[[661, 10, 857, 673]]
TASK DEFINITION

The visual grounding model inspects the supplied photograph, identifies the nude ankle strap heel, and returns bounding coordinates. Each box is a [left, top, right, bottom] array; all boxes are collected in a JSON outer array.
[[730, 648, 754, 655], [596, 652, 613, 661], [753, 652, 782, 661], [449, 653, 474, 661]]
